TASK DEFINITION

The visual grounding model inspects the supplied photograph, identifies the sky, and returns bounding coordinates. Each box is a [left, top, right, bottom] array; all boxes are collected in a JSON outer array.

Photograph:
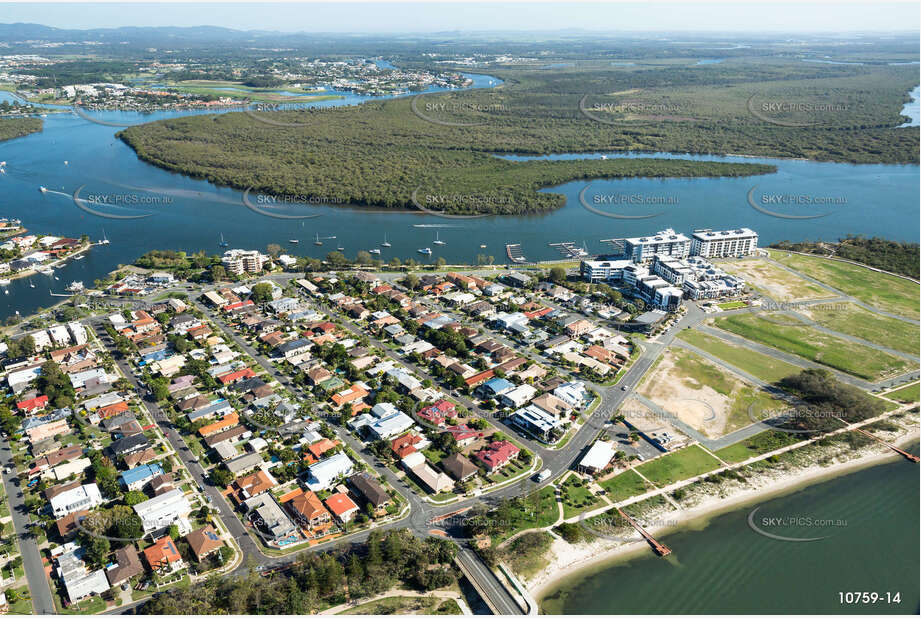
[[0, 1, 919, 33]]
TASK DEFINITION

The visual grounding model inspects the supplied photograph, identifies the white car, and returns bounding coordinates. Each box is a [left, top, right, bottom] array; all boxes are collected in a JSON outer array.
[[535, 468, 552, 482]]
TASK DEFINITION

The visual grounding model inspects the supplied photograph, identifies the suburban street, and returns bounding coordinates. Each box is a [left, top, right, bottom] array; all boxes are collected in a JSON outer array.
[[0, 440, 56, 614]]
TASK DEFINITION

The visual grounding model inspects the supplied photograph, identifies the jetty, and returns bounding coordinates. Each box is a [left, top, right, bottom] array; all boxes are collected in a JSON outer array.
[[506, 243, 527, 264], [853, 427, 920, 463], [617, 507, 672, 556], [548, 241, 589, 259]]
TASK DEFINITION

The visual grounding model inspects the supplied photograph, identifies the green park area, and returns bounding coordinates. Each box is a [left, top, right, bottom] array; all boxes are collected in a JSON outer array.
[[713, 313, 915, 381], [634, 445, 722, 486]]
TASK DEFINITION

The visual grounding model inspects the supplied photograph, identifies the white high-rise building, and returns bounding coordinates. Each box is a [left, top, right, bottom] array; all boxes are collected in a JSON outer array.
[[602, 228, 691, 263], [690, 228, 758, 258], [221, 249, 269, 275]]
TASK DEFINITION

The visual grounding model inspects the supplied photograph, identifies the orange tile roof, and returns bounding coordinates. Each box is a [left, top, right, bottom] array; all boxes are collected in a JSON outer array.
[[142, 536, 182, 570], [324, 492, 359, 517], [307, 438, 339, 459], [199, 412, 239, 437]]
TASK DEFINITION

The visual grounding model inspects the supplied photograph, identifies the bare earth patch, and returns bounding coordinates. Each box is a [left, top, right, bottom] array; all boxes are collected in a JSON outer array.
[[639, 348, 784, 438], [719, 258, 836, 302]]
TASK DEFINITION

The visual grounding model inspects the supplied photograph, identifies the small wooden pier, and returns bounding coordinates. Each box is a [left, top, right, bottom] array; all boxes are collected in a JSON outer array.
[[854, 427, 920, 463], [617, 508, 672, 557]]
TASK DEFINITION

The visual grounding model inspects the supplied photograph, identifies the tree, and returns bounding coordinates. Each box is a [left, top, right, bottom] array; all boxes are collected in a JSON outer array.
[[266, 243, 282, 257], [210, 264, 227, 281], [124, 490, 148, 506], [325, 251, 349, 268], [436, 257, 447, 268], [250, 282, 274, 303], [549, 266, 567, 283], [209, 467, 234, 487], [114, 513, 144, 541], [356, 251, 373, 265]]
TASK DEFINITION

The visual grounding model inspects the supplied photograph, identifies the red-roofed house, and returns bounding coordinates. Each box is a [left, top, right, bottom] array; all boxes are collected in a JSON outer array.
[[324, 492, 359, 523], [417, 400, 457, 427], [98, 401, 130, 419], [218, 368, 256, 385], [142, 536, 183, 572], [391, 433, 424, 459], [16, 395, 49, 414], [307, 438, 339, 460], [447, 424, 482, 448], [464, 370, 494, 388], [474, 440, 520, 472]]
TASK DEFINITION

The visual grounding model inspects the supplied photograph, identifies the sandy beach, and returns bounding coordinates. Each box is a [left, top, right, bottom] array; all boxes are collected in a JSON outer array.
[[528, 428, 920, 600]]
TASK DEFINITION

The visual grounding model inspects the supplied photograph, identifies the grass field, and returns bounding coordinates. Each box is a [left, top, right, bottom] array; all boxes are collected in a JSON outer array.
[[719, 258, 836, 302], [717, 300, 748, 310], [494, 485, 559, 543], [634, 445, 722, 486], [713, 313, 915, 381], [801, 302, 920, 355], [714, 430, 803, 464], [599, 469, 650, 502], [677, 328, 803, 383], [770, 251, 920, 320], [885, 382, 920, 403], [559, 475, 605, 519]]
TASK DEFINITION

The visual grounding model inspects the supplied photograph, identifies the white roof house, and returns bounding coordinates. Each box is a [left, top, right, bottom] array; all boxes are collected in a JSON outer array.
[[554, 381, 590, 408], [69, 367, 108, 390], [57, 548, 111, 602], [133, 488, 192, 535], [48, 325, 71, 346], [50, 483, 103, 518], [305, 452, 354, 492], [579, 440, 617, 472], [67, 321, 88, 345], [498, 384, 537, 409]]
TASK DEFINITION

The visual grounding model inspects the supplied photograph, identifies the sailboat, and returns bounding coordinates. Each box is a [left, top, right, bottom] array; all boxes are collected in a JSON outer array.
[[381, 234, 391, 248], [99, 229, 110, 245], [219, 233, 228, 248], [29, 282, 35, 288], [433, 231, 445, 246], [314, 233, 323, 246]]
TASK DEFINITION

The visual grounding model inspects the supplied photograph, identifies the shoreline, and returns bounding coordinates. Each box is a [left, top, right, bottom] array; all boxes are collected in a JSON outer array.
[[529, 430, 920, 602]]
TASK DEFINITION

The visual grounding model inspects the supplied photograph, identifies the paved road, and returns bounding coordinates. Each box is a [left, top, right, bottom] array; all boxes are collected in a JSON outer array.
[[0, 441, 56, 614], [455, 548, 523, 615]]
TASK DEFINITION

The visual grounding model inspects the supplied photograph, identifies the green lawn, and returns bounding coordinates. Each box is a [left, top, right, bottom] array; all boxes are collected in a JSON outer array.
[[714, 313, 915, 381], [715, 430, 803, 464], [599, 469, 650, 502], [677, 328, 802, 383], [885, 382, 920, 403], [493, 485, 559, 544], [717, 300, 748, 310], [634, 445, 722, 486], [802, 302, 920, 355], [559, 475, 605, 519], [771, 251, 920, 320]]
